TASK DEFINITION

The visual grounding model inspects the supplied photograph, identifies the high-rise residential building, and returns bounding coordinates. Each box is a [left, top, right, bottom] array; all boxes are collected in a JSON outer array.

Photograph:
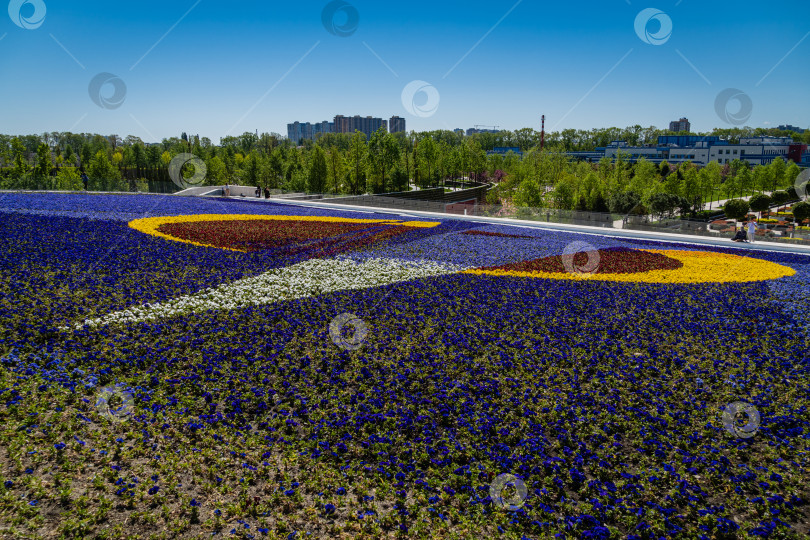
[[669, 117, 691, 133], [287, 121, 335, 143], [334, 115, 388, 138], [289, 115, 394, 142], [389, 116, 406, 134], [287, 122, 303, 143]]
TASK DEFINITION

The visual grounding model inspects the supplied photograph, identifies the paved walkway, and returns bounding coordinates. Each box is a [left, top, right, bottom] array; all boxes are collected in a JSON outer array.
[[261, 196, 810, 257]]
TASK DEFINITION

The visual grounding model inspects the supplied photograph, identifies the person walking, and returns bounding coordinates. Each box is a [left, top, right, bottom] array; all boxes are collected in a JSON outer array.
[[255, 185, 261, 198], [747, 217, 757, 243], [224, 183, 230, 197], [264, 187, 270, 199], [81, 171, 89, 191]]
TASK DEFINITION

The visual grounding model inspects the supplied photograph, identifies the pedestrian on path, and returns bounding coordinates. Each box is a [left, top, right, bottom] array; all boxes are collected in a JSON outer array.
[[748, 218, 757, 243], [81, 172, 89, 191]]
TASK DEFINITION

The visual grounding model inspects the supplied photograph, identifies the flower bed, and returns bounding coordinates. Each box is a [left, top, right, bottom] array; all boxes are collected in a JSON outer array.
[[1, 193, 809, 539]]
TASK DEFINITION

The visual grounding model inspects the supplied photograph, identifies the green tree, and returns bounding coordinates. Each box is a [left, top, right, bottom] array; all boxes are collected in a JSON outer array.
[[307, 145, 328, 193], [514, 178, 544, 208], [11, 137, 29, 179], [466, 138, 487, 182], [132, 144, 147, 168], [771, 190, 790, 211], [609, 190, 642, 215], [63, 144, 75, 167], [768, 157, 786, 192], [752, 165, 772, 194], [723, 199, 750, 220], [737, 166, 754, 198], [680, 165, 702, 215], [242, 153, 262, 187], [80, 144, 93, 169], [628, 158, 658, 195], [417, 136, 438, 188], [663, 171, 681, 196], [748, 193, 771, 215], [792, 201, 810, 225], [146, 145, 161, 167], [87, 151, 122, 191], [390, 166, 409, 192], [268, 148, 285, 188], [783, 162, 800, 192], [648, 192, 681, 220], [33, 143, 53, 188], [55, 167, 81, 191], [703, 161, 723, 208], [367, 128, 400, 193], [551, 173, 577, 210], [327, 147, 345, 194], [347, 131, 367, 195], [206, 156, 227, 185]]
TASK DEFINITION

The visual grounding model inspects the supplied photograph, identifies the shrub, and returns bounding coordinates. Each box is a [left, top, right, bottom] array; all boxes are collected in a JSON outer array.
[[648, 193, 684, 219], [792, 201, 810, 224], [691, 209, 724, 221], [723, 199, 750, 220], [749, 193, 772, 213], [609, 191, 642, 215], [771, 190, 791, 207]]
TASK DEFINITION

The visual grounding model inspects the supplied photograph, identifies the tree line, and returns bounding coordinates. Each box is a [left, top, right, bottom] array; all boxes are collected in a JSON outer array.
[[0, 126, 806, 212], [490, 149, 803, 220]]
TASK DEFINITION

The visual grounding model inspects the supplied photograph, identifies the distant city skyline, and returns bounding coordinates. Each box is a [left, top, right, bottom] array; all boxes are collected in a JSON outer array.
[[2, 0, 809, 140]]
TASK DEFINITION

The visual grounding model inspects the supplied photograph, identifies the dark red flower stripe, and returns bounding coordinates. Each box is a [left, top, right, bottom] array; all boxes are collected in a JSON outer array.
[[157, 220, 413, 258], [460, 231, 534, 239], [480, 247, 684, 274]]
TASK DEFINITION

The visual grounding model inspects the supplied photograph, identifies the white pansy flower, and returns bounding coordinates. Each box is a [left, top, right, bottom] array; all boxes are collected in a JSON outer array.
[[75, 258, 469, 329]]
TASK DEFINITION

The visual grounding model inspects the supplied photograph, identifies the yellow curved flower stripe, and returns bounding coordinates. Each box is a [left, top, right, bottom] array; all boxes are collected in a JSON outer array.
[[128, 214, 440, 252], [464, 249, 796, 284]]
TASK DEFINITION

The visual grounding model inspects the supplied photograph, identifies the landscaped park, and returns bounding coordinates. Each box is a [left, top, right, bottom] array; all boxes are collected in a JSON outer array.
[[0, 191, 808, 539]]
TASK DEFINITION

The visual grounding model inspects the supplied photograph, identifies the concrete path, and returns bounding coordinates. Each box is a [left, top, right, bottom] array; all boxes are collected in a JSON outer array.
[[258, 196, 810, 257]]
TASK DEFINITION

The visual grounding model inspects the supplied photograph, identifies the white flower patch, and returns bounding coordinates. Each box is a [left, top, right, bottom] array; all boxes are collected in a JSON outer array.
[[77, 258, 467, 328]]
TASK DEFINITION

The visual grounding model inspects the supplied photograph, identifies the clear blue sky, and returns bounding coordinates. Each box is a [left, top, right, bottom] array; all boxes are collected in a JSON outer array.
[[1, 0, 808, 141]]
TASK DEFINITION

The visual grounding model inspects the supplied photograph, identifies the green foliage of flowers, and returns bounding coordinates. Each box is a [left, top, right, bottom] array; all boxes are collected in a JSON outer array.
[[0, 194, 809, 538]]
